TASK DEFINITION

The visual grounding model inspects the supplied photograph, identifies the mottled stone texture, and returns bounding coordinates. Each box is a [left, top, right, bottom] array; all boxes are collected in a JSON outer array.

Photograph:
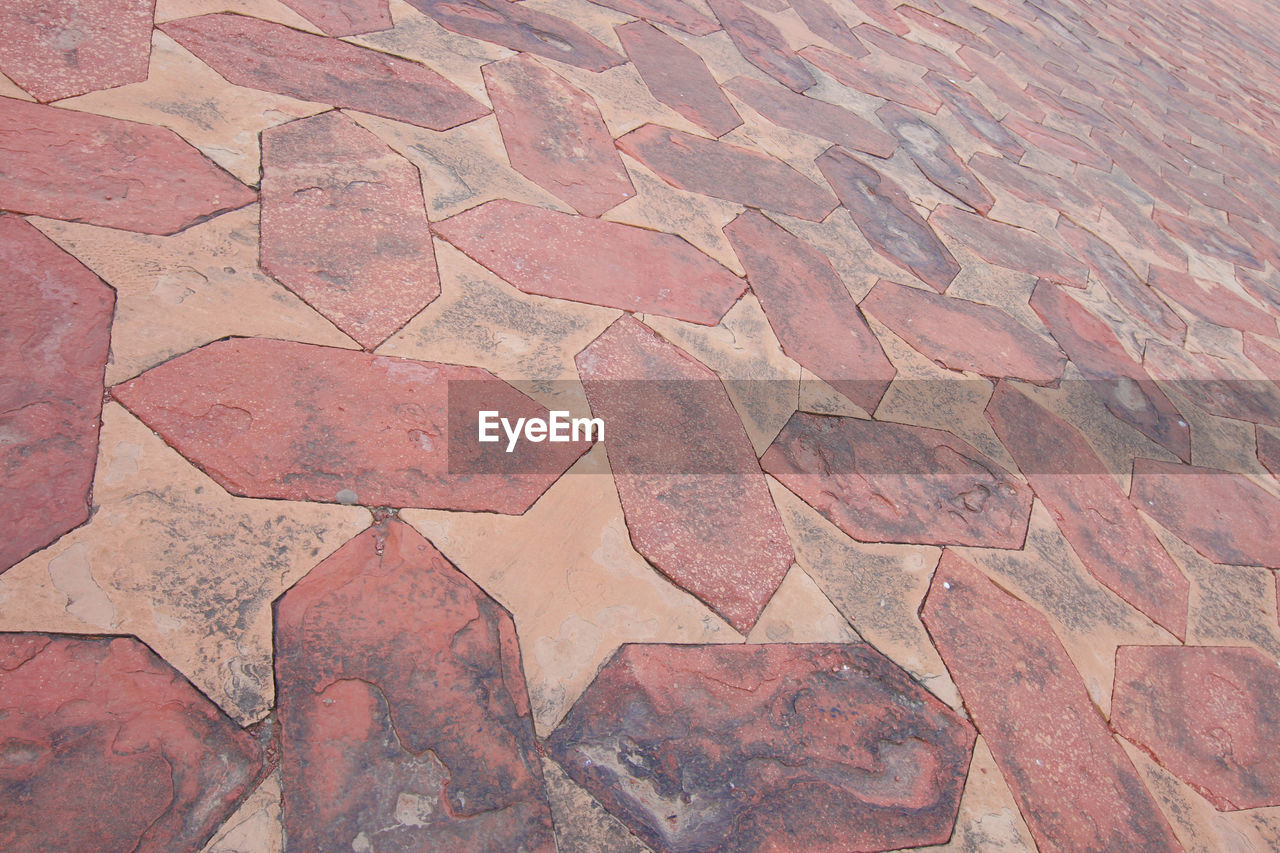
[[0, 634, 262, 853], [547, 643, 975, 853], [275, 521, 555, 851], [723, 75, 897, 157], [278, 0, 393, 35], [591, 0, 718, 34], [877, 104, 994, 214], [930, 205, 1089, 285], [799, 46, 942, 113], [0, 215, 114, 573], [706, 0, 814, 92], [619, 21, 742, 138]]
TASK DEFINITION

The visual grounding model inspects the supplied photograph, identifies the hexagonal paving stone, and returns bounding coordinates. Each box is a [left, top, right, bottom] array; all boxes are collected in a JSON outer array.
[[876, 103, 995, 214], [929, 204, 1089, 286], [706, 0, 815, 92], [722, 75, 897, 157], [278, 0, 393, 35], [618, 21, 742, 138]]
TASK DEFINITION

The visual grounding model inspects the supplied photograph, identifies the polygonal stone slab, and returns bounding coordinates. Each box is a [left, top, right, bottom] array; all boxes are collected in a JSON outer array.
[[589, 0, 719, 35], [853, 22, 971, 79], [618, 21, 742, 138], [1152, 208, 1263, 270], [723, 75, 897, 157], [799, 46, 942, 113], [876, 103, 994, 214], [1146, 266, 1277, 337], [1142, 341, 1280, 429], [789, 0, 869, 59], [278, 0, 393, 35], [706, 0, 815, 92], [968, 152, 1093, 216], [930, 204, 1089, 285], [0, 634, 263, 852], [547, 643, 975, 853], [275, 520, 555, 851], [1002, 113, 1110, 170]]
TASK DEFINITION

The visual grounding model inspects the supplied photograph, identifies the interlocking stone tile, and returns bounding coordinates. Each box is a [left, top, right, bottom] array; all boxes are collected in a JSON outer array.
[[706, 0, 815, 92], [617, 124, 839, 221], [547, 643, 975, 853], [1142, 341, 1280, 428], [921, 550, 1183, 853], [954, 46, 1048, 122], [0, 98, 255, 235], [275, 520, 555, 851], [968, 151, 1093, 216], [763, 411, 1032, 548], [435, 199, 745, 324], [160, 13, 487, 130], [875, 103, 995, 213], [278, 0, 392, 34], [930, 204, 1088, 284], [851, 0, 910, 34], [1152, 208, 1264, 270], [485, 54, 634, 216], [816, 147, 960, 291], [724, 75, 896, 156], [922, 70, 1025, 159], [788, 0, 868, 58], [1244, 334, 1280, 380], [985, 382, 1190, 639], [854, 21, 973, 79], [799, 46, 943, 113], [588, 0, 719, 35], [1237, 267, 1280, 319], [618, 22, 742, 138], [1160, 166, 1257, 222], [0, 634, 263, 853], [113, 338, 588, 511], [1112, 645, 1280, 811], [897, 4, 991, 53], [1089, 129, 1190, 213], [575, 317, 793, 632], [1147, 265, 1277, 337]]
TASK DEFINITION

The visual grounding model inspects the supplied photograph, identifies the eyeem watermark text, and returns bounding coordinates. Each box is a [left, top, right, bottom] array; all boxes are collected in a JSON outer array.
[[478, 410, 604, 452]]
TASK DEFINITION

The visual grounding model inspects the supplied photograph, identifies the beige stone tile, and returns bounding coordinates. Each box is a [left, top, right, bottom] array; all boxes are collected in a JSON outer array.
[[32, 206, 359, 385], [201, 770, 283, 853], [549, 60, 705, 139], [659, 28, 774, 85], [155, 0, 320, 29], [541, 756, 652, 853], [0, 70, 35, 101], [0, 403, 370, 723], [746, 565, 859, 643], [722, 108, 831, 186], [525, 0, 632, 52]]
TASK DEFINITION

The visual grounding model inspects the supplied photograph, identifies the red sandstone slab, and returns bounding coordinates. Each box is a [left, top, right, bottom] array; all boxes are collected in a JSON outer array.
[[985, 382, 1189, 639], [1143, 341, 1280, 429], [1113, 645, 1280, 811], [1160, 166, 1258, 222], [1090, 130, 1190, 214], [275, 521, 555, 851], [1244, 334, 1280, 378], [0, 634, 262, 852], [1, 216, 113, 574], [897, 4, 991, 52], [706, 0, 815, 92], [618, 22, 742, 138], [1261, 428, 1280, 479], [800, 46, 943, 113], [617, 124, 838, 221], [923, 71, 1025, 159], [851, 0, 910, 35], [1147, 266, 1276, 337], [278, 0, 393, 34], [853, 22, 973, 79], [724, 210, 895, 411], [1228, 213, 1280, 272], [574, 317, 793, 633], [547, 643, 975, 853], [921, 552, 1182, 853], [0, 98, 254, 235], [817, 147, 960, 291], [724, 75, 896, 156], [1237, 267, 1280, 318], [485, 54, 634, 216], [954, 46, 1047, 121], [930, 204, 1088, 284], [763, 412, 1032, 547], [160, 13, 488, 130], [435, 200, 745, 324], [1152, 208, 1264, 270], [589, 0, 719, 35], [862, 279, 1066, 384], [112, 339, 590, 512], [788, 0, 869, 59], [260, 112, 439, 350], [877, 103, 994, 213], [969, 151, 1093, 215]]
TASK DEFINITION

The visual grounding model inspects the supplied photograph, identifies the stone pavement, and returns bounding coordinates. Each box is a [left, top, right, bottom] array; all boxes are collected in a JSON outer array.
[[2, 0, 1280, 849]]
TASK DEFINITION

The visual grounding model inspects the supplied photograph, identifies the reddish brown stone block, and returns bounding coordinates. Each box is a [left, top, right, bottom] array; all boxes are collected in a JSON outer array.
[[0, 215, 114, 573], [897, 4, 992, 52], [1089, 130, 1190, 214], [588, 0, 719, 35], [1237, 267, 1280, 318], [763, 412, 1032, 547], [1147, 266, 1277, 337], [618, 22, 742, 138], [817, 147, 960, 291], [0, 634, 262, 852], [0, 98, 254, 235], [575, 317, 793, 633], [1113, 645, 1280, 811], [275, 521, 555, 851], [278, 0, 393, 35], [160, 13, 487, 130], [853, 22, 972, 79], [985, 382, 1189, 639], [930, 204, 1088, 285], [1152, 208, 1263, 270], [435, 200, 745, 324], [923, 71, 1025, 159], [877, 103, 994, 213], [799, 46, 943, 113], [789, 0, 868, 58], [852, 0, 910, 34], [547, 642, 975, 853], [1262, 428, 1280, 479], [921, 551, 1182, 853], [112, 339, 589, 512], [1002, 114, 1110, 170], [616, 124, 839, 221], [724, 75, 897, 157], [1245, 334, 1280, 379], [706, 0, 815, 92]]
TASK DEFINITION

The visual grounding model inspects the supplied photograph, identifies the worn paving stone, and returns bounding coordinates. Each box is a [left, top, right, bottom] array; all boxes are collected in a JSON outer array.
[[1142, 340, 1280, 429], [853, 21, 972, 79], [201, 771, 283, 853], [922, 70, 1025, 159], [1236, 266, 1280, 318], [1247, 334, 1280, 380], [547, 642, 975, 853], [1260, 427, 1280, 479], [589, 0, 718, 35], [724, 75, 896, 157], [278, 0, 393, 34], [1152, 207, 1264, 270], [930, 204, 1088, 285], [540, 756, 654, 853], [954, 45, 1047, 122], [435, 199, 745, 324], [788, 0, 868, 58], [799, 45, 943, 113], [619, 22, 740, 138], [275, 519, 555, 851], [1146, 265, 1278, 337], [968, 151, 1093, 217], [706, 0, 814, 92], [1002, 113, 1110, 170]]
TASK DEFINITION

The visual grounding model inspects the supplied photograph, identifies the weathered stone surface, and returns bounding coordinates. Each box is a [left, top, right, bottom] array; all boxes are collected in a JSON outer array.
[[1260, 427, 1280, 478], [789, 0, 869, 59], [853, 21, 972, 79], [1142, 340, 1280, 429], [923, 70, 1025, 159], [931, 204, 1089, 285], [260, 112, 439, 350], [0, 216, 114, 573], [921, 551, 1182, 853], [485, 54, 634, 217], [969, 151, 1093, 215], [800, 45, 943, 113], [275, 520, 555, 851], [617, 124, 839, 221], [724, 210, 894, 411], [706, 0, 814, 92], [1152, 208, 1263, 270], [618, 22, 741, 138], [985, 381, 1190, 639], [112, 338, 589, 512], [575, 317, 793, 632], [547, 643, 975, 853], [0, 634, 262, 853], [817, 146, 960, 291], [954, 45, 1047, 121], [278, 0, 392, 35], [1237, 267, 1280, 318], [0, 97, 255, 235], [160, 13, 488, 130], [1003, 113, 1110, 170], [724, 75, 897, 157], [589, 0, 719, 35], [1112, 645, 1280, 811], [1147, 265, 1277, 337], [763, 411, 1032, 547], [898, 5, 991, 53], [435, 199, 745, 324]]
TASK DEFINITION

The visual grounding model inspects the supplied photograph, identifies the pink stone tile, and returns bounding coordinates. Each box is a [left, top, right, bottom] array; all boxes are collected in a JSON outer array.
[[968, 152, 1093, 215], [1262, 428, 1280, 480], [1227, 213, 1280, 271], [922, 70, 1025, 159], [275, 520, 554, 850], [484, 54, 634, 217], [789, 0, 869, 58], [618, 22, 742, 138], [1160, 166, 1258, 222], [853, 22, 973, 79], [588, 0, 719, 35], [851, 0, 910, 35], [1147, 265, 1277, 337], [877, 103, 994, 213], [723, 75, 897, 157], [1001, 113, 1110, 171], [277, 0, 393, 35], [434, 199, 745, 324], [897, 4, 992, 53], [954, 45, 1048, 121], [1143, 341, 1280, 428], [799, 46, 943, 113], [0, 97, 255, 235], [1152, 208, 1264, 270], [1236, 266, 1280, 318], [930, 204, 1088, 285], [1244, 334, 1280, 379], [1087, 133, 1188, 215], [706, 0, 815, 92]]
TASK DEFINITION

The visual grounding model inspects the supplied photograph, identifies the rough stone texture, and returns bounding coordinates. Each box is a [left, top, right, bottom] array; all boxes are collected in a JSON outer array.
[[484, 54, 635, 216], [1112, 645, 1280, 811], [617, 124, 839, 221], [112, 338, 589, 512], [1260, 427, 1280, 478], [1142, 340, 1280, 429], [547, 643, 975, 853], [275, 520, 555, 852], [589, 0, 719, 35], [0, 634, 262, 853], [799, 45, 943, 113], [706, 0, 814, 92], [435, 199, 745, 324], [619, 22, 741, 138], [877, 103, 995, 214], [921, 550, 1183, 853], [260, 112, 439, 350], [1147, 265, 1278, 337], [763, 411, 1032, 548], [575, 317, 793, 633], [930, 204, 1089, 285], [277, 0, 393, 35], [0, 97, 255, 235], [853, 21, 972, 79], [160, 13, 487, 130], [723, 75, 897, 157], [969, 152, 1093, 216]]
